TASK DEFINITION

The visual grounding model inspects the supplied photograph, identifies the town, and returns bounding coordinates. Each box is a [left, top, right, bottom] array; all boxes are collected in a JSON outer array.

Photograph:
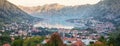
[[0, 21, 114, 46]]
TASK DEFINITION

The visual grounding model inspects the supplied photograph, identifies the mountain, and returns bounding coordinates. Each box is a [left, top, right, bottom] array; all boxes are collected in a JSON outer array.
[[19, 4, 92, 28], [18, 0, 120, 31], [18, 3, 64, 14], [90, 0, 120, 26], [0, 0, 40, 27]]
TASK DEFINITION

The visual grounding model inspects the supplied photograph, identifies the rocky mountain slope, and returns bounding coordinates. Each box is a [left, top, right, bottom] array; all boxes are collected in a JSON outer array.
[[0, 0, 40, 27], [91, 0, 120, 27], [18, 3, 64, 14]]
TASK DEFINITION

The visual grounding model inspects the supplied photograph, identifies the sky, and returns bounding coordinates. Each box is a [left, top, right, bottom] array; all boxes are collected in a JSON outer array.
[[7, 0, 100, 6]]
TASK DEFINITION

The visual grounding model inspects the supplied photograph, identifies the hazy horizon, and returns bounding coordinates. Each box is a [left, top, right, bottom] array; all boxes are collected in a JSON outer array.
[[7, 0, 100, 6]]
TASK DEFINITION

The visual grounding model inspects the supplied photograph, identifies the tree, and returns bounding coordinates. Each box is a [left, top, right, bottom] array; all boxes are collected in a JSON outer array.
[[95, 36, 106, 46], [23, 36, 44, 46], [46, 32, 66, 46], [107, 37, 114, 46], [11, 39, 23, 46], [107, 27, 120, 46], [0, 36, 11, 45], [114, 34, 120, 46], [98, 36, 106, 42], [89, 41, 94, 46], [94, 41, 105, 46]]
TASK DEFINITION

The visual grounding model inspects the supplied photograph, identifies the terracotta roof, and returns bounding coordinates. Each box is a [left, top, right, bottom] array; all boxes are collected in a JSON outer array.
[[2, 44, 10, 46]]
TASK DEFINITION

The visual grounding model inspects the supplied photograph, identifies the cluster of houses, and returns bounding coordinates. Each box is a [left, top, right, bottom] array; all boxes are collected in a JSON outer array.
[[0, 22, 33, 36], [0, 21, 113, 46], [42, 32, 104, 46]]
